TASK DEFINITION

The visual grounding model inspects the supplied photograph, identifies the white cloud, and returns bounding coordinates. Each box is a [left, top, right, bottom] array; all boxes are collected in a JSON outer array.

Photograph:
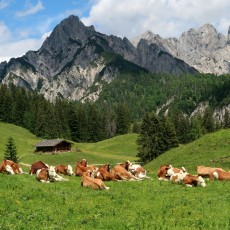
[[0, 33, 47, 62], [0, 21, 11, 42], [0, 0, 9, 10], [16, 0, 44, 17], [81, 0, 230, 39]]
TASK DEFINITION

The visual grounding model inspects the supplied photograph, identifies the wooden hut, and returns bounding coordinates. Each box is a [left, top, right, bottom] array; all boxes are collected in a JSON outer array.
[[35, 139, 72, 153]]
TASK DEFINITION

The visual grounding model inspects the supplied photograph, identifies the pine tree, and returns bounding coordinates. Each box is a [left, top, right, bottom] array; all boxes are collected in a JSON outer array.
[[202, 106, 215, 133], [223, 109, 230, 129], [137, 112, 161, 162], [172, 111, 191, 144], [4, 137, 19, 163], [190, 115, 203, 141], [87, 104, 103, 142], [132, 121, 141, 133], [116, 103, 131, 135], [159, 116, 179, 152]]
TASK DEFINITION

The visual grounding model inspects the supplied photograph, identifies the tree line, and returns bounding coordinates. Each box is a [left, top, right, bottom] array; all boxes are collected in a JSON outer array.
[[0, 84, 131, 142]]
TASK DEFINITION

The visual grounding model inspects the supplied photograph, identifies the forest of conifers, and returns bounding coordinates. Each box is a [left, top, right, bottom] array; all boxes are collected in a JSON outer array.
[[0, 72, 230, 145]]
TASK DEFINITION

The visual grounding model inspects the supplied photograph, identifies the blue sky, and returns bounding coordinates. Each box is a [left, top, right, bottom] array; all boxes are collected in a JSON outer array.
[[1, 0, 230, 62]]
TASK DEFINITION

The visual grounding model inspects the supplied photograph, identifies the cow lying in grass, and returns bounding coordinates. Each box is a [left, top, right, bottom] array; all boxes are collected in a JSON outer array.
[[81, 170, 110, 190], [75, 159, 98, 176], [36, 166, 68, 183], [170, 172, 206, 187], [29, 161, 49, 174], [197, 165, 225, 178], [0, 160, 23, 174], [111, 161, 141, 181], [210, 170, 230, 181], [95, 163, 123, 181], [129, 164, 150, 179], [55, 164, 74, 176], [159, 164, 206, 187], [157, 165, 186, 181]]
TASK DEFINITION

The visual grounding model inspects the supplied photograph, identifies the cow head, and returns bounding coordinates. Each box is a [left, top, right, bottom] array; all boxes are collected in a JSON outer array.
[[166, 165, 174, 177], [158, 164, 171, 180], [197, 176, 206, 187], [67, 165, 74, 176], [48, 166, 57, 179], [103, 163, 110, 172], [83, 170, 94, 177], [78, 159, 88, 167]]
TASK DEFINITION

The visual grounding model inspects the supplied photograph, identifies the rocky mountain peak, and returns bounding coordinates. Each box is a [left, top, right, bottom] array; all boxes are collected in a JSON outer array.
[[131, 31, 162, 47], [41, 15, 95, 53]]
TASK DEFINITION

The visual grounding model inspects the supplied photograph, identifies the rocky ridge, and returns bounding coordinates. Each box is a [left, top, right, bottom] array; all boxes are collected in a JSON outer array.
[[132, 24, 230, 75]]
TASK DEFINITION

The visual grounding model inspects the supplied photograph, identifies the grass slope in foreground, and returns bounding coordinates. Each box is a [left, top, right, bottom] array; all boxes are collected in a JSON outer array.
[[0, 123, 229, 229]]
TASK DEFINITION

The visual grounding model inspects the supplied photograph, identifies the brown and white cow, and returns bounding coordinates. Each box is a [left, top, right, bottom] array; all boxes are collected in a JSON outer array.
[[95, 163, 123, 181], [197, 165, 225, 178], [81, 171, 110, 190], [111, 161, 140, 181], [129, 164, 150, 179], [29, 160, 49, 174], [182, 174, 206, 187], [210, 170, 230, 181], [166, 165, 187, 178], [55, 164, 74, 176], [36, 166, 68, 183], [170, 171, 188, 184], [157, 165, 171, 180], [0, 160, 23, 174], [75, 159, 97, 176]]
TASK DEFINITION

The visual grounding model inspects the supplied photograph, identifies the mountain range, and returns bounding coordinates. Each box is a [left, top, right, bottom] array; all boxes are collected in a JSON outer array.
[[0, 15, 229, 102]]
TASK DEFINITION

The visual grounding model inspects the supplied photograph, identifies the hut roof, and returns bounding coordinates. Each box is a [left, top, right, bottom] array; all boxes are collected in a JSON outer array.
[[36, 139, 70, 147]]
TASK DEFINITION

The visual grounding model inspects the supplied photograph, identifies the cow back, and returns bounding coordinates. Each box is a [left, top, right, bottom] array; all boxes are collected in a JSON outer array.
[[30, 161, 48, 174]]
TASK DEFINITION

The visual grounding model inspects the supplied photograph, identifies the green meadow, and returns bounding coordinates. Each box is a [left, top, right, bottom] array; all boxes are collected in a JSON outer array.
[[0, 123, 229, 230]]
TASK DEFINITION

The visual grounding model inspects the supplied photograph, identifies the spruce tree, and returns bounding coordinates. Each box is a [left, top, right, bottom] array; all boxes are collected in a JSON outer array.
[[116, 103, 131, 135], [159, 116, 179, 152], [190, 116, 203, 141], [223, 109, 230, 129], [4, 137, 19, 163], [202, 106, 215, 133], [137, 112, 161, 162]]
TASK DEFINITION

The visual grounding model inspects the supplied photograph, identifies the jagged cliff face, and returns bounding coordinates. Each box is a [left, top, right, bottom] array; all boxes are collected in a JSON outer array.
[[0, 15, 197, 102], [132, 24, 230, 75]]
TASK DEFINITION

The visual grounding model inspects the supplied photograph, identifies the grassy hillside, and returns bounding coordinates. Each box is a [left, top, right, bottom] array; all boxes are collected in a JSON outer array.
[[0, 123, 230, 230], [0, 123, 138, 170], [145, 129, 230, 174], [0, 122, 39, 160], [1, 122, 230, 174]]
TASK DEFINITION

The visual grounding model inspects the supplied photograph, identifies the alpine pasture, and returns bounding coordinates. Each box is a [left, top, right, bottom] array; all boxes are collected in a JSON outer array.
[[0, 123, 229, 230]]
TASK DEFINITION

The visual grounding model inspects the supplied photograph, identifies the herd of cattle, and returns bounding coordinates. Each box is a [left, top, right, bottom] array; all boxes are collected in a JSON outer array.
[[0, 159, 229, 190]]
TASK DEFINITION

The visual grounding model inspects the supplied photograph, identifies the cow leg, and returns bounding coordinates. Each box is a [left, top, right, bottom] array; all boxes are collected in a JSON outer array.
[[185, 184, 193, 187], [53, 174, 69, 182], [40, 180, 50, 183]]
